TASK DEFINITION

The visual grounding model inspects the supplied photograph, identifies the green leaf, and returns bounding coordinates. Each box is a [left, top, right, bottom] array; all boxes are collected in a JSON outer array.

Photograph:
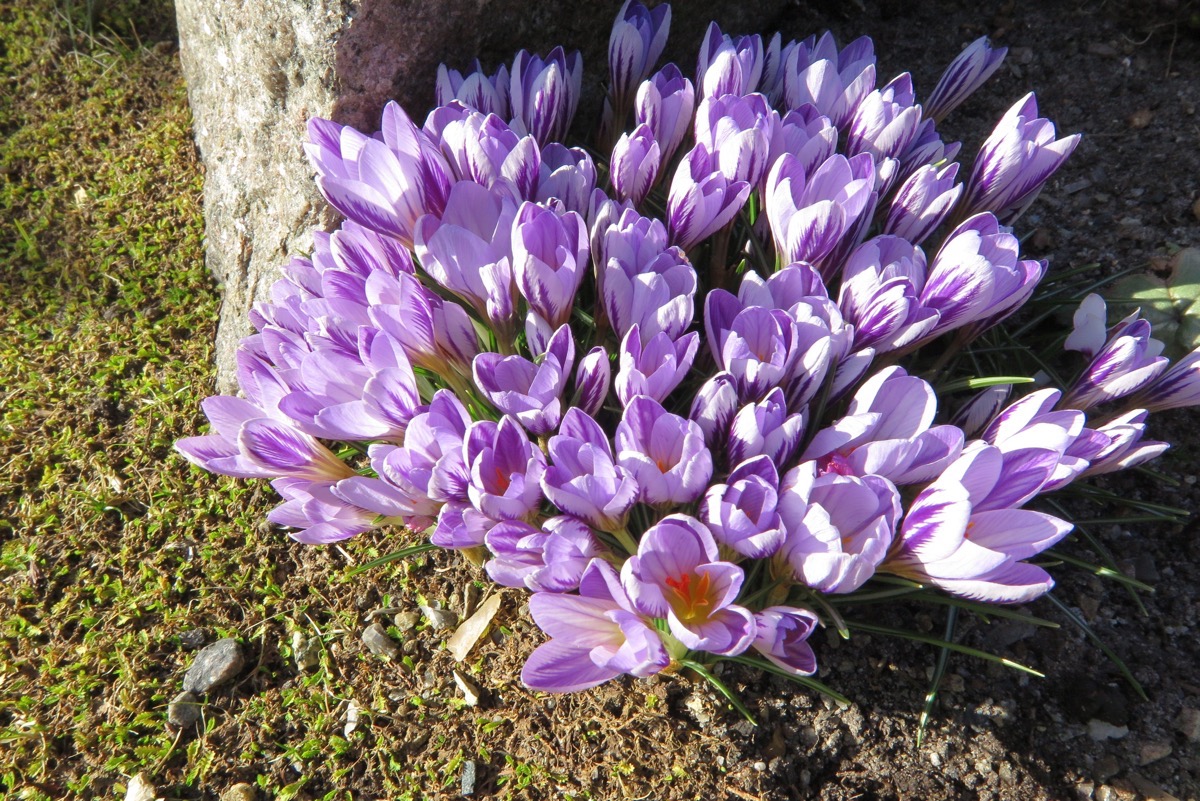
[[844, 621, 1044, 677], [939, 375, 1036, 392], [1044, 594, 1147, 701], [346, 542, 439, 576], [725, 655, 852, 706], [680, 659, 757, 725]]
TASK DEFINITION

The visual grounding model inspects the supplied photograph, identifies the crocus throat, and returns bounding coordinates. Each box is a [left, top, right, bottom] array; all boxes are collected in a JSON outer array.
[[664, 571, 714, 623]]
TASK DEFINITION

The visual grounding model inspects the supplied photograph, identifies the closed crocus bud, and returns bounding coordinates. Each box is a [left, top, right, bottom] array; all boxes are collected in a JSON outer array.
[[924, 36, 1007, 124], [608, 0, 671, 117], [1077, 410, 1169, 478], [882, 162, 962, 246], [769, 106, 838, 180], [473, 324, 575, 437], [368, 271, 479, 376], [305, 102, 452, 249], [600, 211, 698, 340], [615, 326, 699, 406], [1135, 347, 1200, 412], [705, 289, 803, 402], [949, 384, 1012, 438], [1064, 293, 1109, 360], [764, 152, 876, 269], [779, 32, 877, 129], [695, 22, 767, 98], [610, 123, 661, 206], [1062, 315, 1169, 411], [635, 64, 696, 167], [537, 144, 596, 215], [690, 372, 741, 451], [572, 345, 612, 417], [510, 47, 583, 145], [838, 235, 939, 353], [726, 387, 805, 469], [667, 143, 752, 250], [846, 74, 923, 194], [542, 408, 638, 532], [513, 202, 589, 329], [693, 92, 778, 187], [430, 109, 540, 203], [701, 456, 786, 558], [615, 396, 713, 506], [752, 606, 819, 676], [960, 92, 1081, 225], [436, 59, 511, 117]]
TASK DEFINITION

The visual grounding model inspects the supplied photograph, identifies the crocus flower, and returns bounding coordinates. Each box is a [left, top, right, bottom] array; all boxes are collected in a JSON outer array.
[[923, 36, 1007, 123], [367, 270, 480, 376], [838, 235, 939, 353], [764, 153, 875, 267], [615, 397, 713, 506], [269, 478, 386, 544], [608, 0, 671, 117], [542, 408, 639, 532], [572, 345, 613, 417], [705, 291, 804, 402], [473, 324, 575, 436], [768, 106, 838, 180], [1077, 409, 1169, 477], [512, 202, 590, 329], [523, 559, 669, 692], [176, 396, 355, 482], [726, 387, 805, 469], [881, 162, 963, 247], [536, 144, 597, 215], [485, 516, 602, 593], [689, 372, 740, 452], [883, 460, 1074, 604], [700, 457, 787, 558], [635, 63, 696, 167], [845, 74, 923, 193], [960, 92, 1081, 224], [693, 92, 778, 187], [695, 22, 769, 98], [779, 464, 901, 594], [615, 326, 699, 406], [510, 47, 583, 145], [464, 416, 547, 522], [609, 123, 661, 206], [1135, 347, 1200, 412], [666, 143, 752, 251], [306, 103, 452, 248], [436, 59, 511, 117], [428, 108, 539, 203], [1063, 293, 1109, 360], [752, 606, 819, 675], [777, 32, 876, 129], [599, 209, 698, 340], [622, 515, 756, 655], [1062, 314, 1169, 410], [414, 180, 517, 334]]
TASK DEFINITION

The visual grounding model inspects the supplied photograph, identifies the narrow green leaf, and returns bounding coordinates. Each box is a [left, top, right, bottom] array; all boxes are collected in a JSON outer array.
[[346, 542, 439, 576], [844, 621, 1044, 677], [1044, 594, 1147, 701], [726, 655, 852, 706], [939, 375, 1036, 392], [918, 606, 957, 747], [681, 659, 757, 726]]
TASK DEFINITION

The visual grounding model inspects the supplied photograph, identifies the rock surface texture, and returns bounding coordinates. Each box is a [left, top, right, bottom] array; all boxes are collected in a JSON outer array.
[[175, 0, 789, 390]]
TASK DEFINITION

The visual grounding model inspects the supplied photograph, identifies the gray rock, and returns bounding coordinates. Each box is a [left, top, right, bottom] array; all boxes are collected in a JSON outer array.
[[393, 610, 420, 632], [1138, 741, 1173, 766], [1175, 707, 1200, 742], [183, 638, 245, 694], [175, 0, 790, 390], [461, 759, 477, 796], [221, 783, 257, 801], [167, 690, 202, 727], [125, 773, 156, 801], [361, 623, 400, 658], [419, 605, 458, 631], [178, 628, 207, 650]]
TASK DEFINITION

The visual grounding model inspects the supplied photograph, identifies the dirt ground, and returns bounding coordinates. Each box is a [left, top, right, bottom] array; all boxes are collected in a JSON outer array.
[[5, 0, 1200, 799]]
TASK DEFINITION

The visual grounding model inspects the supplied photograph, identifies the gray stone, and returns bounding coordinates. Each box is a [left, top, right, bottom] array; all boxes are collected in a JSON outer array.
[[461, 759, 477, 796], [221, 784, 257, 801], [419, 605, 458, 631], [178, 628, 207, 650], [1138, 741, 1173, 766], [393, 610, 420, 632], [1175, 707, 1200, 742], [175, 0, 790, 389], [125, 773, 157, 801], [183, 638, 245, 694], [167, 690, 202, 727], [361, 622, 400, 658]]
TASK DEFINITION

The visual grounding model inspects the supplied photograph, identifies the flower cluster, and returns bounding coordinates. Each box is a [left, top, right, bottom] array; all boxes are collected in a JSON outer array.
[[179, 1, 1200, 697]]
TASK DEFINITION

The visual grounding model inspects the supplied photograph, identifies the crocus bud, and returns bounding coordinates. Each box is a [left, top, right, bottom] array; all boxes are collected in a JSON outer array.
[[472, 324, 575, 436], [513, 202, 589, 329], [510, 47, 583, 145], [769, 106, 838, 180], [764, 153, 875, 266], [882, 162, 962, 246], [610, 123, 661, 206], [1062, 315, 1168, 411], [693, 92, 778, 187], [960, 92, 1081, 225], [615, 326, 699, 406], [727, 387, 805, 469], [667, 143, 751, 250], [923, 36, 1008, 123], [636, 63, 695, 168], [695, 22, 767, 98], [690, 372, 740, 451], [779, 32, 876, 129], [573, 345, 612, 417], [436, 59, 511, 118], [608, 0, 671, 117]]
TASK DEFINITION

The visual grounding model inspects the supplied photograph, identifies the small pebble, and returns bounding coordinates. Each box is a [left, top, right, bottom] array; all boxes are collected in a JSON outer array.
[[419, 605, 458, 631], [361, 623, 401, 659], [453, 670, 481, 707], [1087, 719, 1129, 741], [752, 761, 767, 772], [167, 690, 201, 728], [183, 638, 245, 694], [461, 759, 477, 796], [1093, 755, 1120, 783], [1175, 707, 1200, 742], [1138, 741, 1173, 766], [393, 610, 420, 632], [291, 631, 320, 671], [125, 774, 156, 801], [220, 784, 257, 801]]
